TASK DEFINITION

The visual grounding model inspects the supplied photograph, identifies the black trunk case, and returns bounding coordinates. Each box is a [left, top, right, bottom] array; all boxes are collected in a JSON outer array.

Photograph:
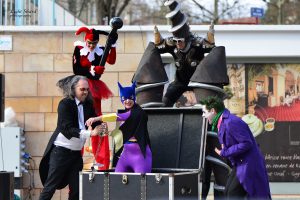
[[80, 108, 207, 200]]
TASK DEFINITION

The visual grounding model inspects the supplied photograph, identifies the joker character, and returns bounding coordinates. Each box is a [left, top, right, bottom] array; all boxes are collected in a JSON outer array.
[[201, 96, 271, 199]]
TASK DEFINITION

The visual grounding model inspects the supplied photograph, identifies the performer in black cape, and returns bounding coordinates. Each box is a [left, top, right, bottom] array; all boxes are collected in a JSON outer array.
[[86, 82, 152, 173]]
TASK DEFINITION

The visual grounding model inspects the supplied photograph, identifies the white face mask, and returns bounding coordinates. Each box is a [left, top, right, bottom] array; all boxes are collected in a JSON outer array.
[[202, 106, 216, 124]]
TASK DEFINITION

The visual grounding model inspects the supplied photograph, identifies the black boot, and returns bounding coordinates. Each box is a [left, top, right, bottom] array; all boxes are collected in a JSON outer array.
[[162, 97, 175, 107]]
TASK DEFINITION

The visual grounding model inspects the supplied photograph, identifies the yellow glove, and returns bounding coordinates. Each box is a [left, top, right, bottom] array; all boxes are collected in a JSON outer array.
[[102, 113, 118, 122]]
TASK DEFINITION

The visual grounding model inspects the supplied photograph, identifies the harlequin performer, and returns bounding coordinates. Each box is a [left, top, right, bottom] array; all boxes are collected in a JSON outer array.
[[73, 27, 118, 170], [86, 82, 152, 173]]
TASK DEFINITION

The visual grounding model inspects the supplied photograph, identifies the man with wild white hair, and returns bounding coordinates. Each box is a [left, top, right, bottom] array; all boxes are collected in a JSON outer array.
[[39, 75, 104, 200]]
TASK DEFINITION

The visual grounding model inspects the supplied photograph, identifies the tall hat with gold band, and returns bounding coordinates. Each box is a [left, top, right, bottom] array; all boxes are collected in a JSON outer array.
[[164, 0, 190, 39], [75, 27, 109, 41]]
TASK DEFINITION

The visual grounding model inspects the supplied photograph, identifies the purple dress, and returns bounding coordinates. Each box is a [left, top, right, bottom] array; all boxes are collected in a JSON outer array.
[[218, 109, 271, 198]]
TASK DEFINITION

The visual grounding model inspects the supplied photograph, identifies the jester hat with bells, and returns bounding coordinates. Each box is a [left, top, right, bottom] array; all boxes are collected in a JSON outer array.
[[75, 27, 109, 42]]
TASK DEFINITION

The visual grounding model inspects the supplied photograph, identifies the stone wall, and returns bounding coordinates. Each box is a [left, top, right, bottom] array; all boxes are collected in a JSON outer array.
[[1, 30, 147, 199]]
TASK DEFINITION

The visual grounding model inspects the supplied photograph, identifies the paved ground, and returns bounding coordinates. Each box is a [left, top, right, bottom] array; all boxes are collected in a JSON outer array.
[[206, 195, 300, 199]]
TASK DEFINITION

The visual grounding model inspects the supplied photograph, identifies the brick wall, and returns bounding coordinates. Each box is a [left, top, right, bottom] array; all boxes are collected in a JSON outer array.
[[1, 30, 148, 199]]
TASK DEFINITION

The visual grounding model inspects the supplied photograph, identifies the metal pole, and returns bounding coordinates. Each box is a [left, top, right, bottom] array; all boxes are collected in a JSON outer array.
[[4, 0, 8, 25], [28, 0, 31, 25], [24, 0, 27, 25], [15, 0, 23, 25], [33, 0, 36, 25], [0, 0, 2, 25], [38, 0, 41, 25], [52, 0, 55, 25], [9, 0, 12, 25]]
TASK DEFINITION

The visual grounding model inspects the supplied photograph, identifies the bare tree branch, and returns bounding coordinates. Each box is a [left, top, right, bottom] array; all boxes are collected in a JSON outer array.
[[117, 0, 132, 16], [219, 0, 239, 18], [78, 0, 89, 18], [191, 0, 214, 16]]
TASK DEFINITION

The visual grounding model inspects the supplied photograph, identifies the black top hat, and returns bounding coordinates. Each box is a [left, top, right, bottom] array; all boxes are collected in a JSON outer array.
[[164, 0, 190, 39]]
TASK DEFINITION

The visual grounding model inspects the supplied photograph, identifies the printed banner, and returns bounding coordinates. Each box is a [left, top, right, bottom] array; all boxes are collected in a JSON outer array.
[[225, 63, 300, 182]]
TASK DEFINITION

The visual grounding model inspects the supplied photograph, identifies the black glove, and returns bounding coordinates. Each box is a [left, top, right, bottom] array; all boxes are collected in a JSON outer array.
[[109, 32, 118, 44]]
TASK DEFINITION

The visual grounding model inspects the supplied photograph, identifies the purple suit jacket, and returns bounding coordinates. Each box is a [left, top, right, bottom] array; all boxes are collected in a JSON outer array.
[[218, 109, 271, 198]]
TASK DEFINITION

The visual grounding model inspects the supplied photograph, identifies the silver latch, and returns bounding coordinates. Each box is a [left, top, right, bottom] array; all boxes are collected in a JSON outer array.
[[181, 187, 192, 195], [155, 173, 162, 184], [122, 174, 128, 185], [88, 167, 95, 182]]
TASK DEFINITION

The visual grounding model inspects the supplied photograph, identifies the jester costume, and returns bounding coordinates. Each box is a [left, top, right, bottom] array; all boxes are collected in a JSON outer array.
[[73, 27, 117, 170], [101, 82, 152, 173]]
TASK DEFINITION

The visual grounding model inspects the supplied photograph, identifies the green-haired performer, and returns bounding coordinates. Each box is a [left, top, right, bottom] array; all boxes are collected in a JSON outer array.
[[200, 96, 271, 199]]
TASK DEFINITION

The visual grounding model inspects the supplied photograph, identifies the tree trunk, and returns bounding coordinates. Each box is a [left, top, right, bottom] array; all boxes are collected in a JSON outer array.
[[68, 0, 77, 14], [214, 0, 218, 24], [96, 0, 107, 25]]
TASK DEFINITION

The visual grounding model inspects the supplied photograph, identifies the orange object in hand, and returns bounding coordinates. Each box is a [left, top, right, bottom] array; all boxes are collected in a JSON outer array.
[[85, 146, 93, 153]]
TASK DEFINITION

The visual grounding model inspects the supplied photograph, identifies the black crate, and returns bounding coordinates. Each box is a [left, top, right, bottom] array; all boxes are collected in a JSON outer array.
[[81, 169, 200, 200]]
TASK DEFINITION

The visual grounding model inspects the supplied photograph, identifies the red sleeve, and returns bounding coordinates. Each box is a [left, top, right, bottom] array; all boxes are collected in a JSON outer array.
[[106, 47, 116, 64], [94, 66, 105, 75]]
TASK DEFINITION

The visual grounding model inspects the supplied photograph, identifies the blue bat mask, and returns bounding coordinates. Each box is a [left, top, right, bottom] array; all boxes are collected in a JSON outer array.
[[118, 81, 136, 103]]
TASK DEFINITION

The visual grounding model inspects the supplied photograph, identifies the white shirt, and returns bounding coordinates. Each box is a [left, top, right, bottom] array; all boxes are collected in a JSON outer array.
[[54, 98, 91, 151]]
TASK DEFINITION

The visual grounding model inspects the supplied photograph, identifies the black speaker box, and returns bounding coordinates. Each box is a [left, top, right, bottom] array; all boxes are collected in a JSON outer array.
[[144, 107, 205, 169], [0, 171, 14, 200], [0, 74, 4, 122]]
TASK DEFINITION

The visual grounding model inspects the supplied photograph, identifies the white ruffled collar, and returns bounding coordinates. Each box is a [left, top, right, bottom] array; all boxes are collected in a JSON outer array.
[[74, 41, 104, 62]]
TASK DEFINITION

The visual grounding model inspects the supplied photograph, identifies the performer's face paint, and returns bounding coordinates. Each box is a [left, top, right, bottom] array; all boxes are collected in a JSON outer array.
[[123, 98, 135, 109], [75, 79, 89, 102], [86, 39, 98, 51], [118, 82, 136, 109], [173, 38, 186, 50], [202, 105, 216, 124]]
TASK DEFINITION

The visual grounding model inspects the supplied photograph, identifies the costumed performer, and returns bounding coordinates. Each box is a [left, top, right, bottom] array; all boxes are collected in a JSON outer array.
[[86, 82, 152, 173], [39, 75, 104, 200], [73, 26, 118, 170], [154, 0, 216, 107], [200, 96, 271, 199]]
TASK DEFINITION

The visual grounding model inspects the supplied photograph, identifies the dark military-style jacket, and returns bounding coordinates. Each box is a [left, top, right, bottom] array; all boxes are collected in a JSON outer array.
[[156, 35, 215, 84]]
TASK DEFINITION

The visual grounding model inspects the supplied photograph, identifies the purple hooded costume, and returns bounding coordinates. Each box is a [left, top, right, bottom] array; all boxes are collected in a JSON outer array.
[[101, 82, 152, 173], [218, 109, 271, 198]]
